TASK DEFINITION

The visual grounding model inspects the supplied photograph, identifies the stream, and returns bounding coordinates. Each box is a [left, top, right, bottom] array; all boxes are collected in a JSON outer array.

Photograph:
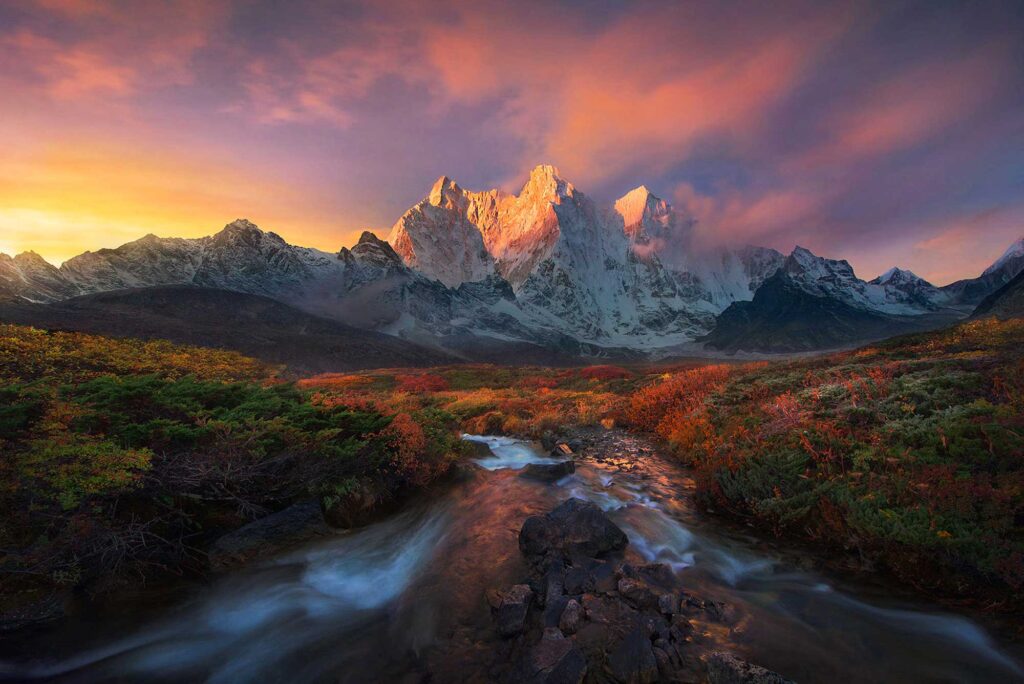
[[2, 432, 1022, 683]]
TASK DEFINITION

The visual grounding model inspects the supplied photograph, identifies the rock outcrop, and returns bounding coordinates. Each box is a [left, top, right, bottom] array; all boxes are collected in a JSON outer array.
[[208, 501, 331, 570], [484, 498, 790, 683]]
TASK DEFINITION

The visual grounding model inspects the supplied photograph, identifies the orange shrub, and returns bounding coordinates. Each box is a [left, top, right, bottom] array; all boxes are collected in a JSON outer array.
[[377, 412, 430, 485], [297, 373, 374, 391], [580, 365, 633, 381], [518, 375, 559, 390], [626, 364, 734, 432]]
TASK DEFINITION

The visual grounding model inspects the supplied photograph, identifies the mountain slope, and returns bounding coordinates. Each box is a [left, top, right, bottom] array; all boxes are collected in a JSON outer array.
[[941, 237, 1024, 305], [868, 267, 948, 310], [0, 286, 457, 374], [971, 268, 1024, 320], [2, 171, 1019, 358], [0, 252, 78, 302], [703, 266, 958, 353], [388, 167, 784, 346]]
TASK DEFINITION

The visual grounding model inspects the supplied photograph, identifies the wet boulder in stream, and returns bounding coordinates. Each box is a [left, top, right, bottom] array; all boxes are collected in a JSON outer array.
[[525, 628, 588, 684], [519, 460, 576, 482], [485, 498, 784, 684], [608, 625, 659, 684], [706, 652, 793, 684], [487, 584, 535, 637], [519, 498, 628, 561], [208, 501, 331, 570]]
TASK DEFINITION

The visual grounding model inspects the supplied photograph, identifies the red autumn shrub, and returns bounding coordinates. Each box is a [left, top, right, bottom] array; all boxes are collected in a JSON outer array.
[[517, 374, 559, 390], [626, 364, 734, 432], [377, 412, 430, 484], [580, 365, 633, 381]]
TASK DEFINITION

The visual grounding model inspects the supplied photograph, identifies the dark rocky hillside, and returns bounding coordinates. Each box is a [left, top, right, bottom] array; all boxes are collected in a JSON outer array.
[[702, 271, 957, 353], [0, 285, 457, 374], [971, 269, 1024, 320]]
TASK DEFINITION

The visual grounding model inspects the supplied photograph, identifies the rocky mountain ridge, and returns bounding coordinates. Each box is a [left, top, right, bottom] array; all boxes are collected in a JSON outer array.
[[2, 165, 1021, 356]]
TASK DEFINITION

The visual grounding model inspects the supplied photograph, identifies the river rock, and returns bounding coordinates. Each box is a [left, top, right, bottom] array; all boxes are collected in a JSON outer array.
[[208, 500, 331, 570], [563, 565, 594, 594], [491, 497, 732, 684], [681, 591, 727, 620], [559, 599, 582, 634], [592, 561, 618, 593], [608, 625, 659, 684], [706, 652, 793, 684], [552, 443, 574, 457], [487, 584, 534, 637], [617, 577, 659, 611], [519, 498, 628, 561], [621, 562, 676, 589], [525, 628, 587, 684], [658, 593, 677, 616], [652, 645, 672, 680], [520, 460, 576, 482], [463, 439, 495, 458]]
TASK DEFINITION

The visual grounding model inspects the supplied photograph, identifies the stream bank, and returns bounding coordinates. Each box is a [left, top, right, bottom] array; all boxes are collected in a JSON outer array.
[[1, 431, 1021, 682]]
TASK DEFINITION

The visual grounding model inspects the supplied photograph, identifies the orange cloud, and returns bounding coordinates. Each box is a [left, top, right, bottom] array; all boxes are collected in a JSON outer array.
[[673, 182, 834, 252], [1, 0, 224, 102], [239, 23, 428, 128], [789, 46, 1011, 171], [406, 2, 855, 187]]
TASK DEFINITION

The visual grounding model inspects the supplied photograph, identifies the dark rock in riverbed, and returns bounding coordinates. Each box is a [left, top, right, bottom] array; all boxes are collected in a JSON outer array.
[[559, 599, 582, 634], [487, 584, 534, 637], [621, 562, 677, 590], [608, 625, 659, 684], [463, 439, 495, 459], [208, 501, 331, 569], [552, 443, 575, 458], [485, 499, 786, 684], [519, 498, 628, 561], [617, 577, 660, 611], [525, 628, 588, 684], [564, 565, 594, 595], [520, 460, 576, 482], [706, 652, 793, 684]]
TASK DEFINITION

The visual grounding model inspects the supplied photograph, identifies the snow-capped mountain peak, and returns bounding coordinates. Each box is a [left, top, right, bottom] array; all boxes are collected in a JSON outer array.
[[786, 245, 853, 275], [12, 168, 1017, 357], [871, 267, 925, 286], [427, 175, 467, 209], [521, 164, 574, 202], [983, 236, 1024, 276], [615, 185, 672, 235], [781, 247, 948, 313]]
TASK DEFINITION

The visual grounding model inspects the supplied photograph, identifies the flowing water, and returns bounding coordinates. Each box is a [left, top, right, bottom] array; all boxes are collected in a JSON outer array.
[[2, 433, 1022, 683]]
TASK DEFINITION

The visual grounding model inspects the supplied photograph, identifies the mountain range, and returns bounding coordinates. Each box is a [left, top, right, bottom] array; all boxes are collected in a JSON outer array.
[[2, 164, 1021, 362]]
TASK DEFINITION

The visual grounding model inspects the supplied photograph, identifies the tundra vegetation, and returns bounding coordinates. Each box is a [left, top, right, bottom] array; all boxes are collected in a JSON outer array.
[[0, 324, 465, 614], [304, 318, 1024, 606], [1, 318, 1021, 617]]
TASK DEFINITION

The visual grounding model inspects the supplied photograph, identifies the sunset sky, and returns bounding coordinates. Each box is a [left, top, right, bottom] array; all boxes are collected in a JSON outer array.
[[1, 0, 1022, 285]]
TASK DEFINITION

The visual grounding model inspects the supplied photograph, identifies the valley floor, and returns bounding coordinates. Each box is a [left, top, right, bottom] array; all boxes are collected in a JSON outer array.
[[1, 317, 1022, 680]]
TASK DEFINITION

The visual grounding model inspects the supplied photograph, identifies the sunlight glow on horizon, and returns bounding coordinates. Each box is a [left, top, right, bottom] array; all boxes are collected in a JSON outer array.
[[0, 0, 1021, 284]]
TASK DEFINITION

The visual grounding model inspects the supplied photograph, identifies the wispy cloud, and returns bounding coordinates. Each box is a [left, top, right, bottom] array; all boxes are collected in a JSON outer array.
[[0, 0, 1020, 281]]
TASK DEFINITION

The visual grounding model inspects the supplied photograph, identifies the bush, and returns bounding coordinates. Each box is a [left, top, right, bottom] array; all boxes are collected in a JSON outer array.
[[627, 319, 1024, 598], [0, 325, 465, 601]]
